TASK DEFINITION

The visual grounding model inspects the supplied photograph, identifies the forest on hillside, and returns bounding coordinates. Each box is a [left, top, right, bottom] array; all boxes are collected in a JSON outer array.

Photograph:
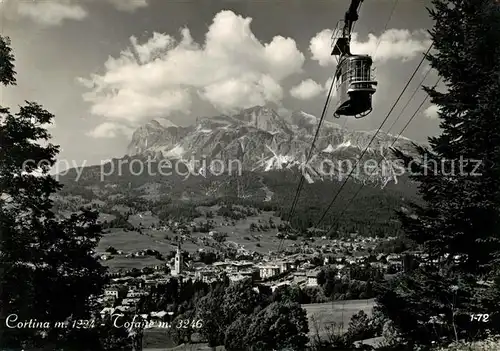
[[56, 166, 420, 237]]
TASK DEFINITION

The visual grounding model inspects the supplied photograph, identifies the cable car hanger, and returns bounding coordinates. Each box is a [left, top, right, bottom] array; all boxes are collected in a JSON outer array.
[[331, 0, 377, 119]]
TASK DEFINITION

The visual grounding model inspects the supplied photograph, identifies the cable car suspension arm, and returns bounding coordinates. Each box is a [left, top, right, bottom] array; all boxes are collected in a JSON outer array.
[[342, 0, 364, 51]]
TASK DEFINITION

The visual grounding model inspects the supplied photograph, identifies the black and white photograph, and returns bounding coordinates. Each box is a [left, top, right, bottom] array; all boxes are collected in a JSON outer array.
[[1, 0, 499, 350]]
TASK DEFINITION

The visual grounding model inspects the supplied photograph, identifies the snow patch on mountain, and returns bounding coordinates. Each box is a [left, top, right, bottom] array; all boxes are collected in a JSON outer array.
[[322, 144, 335, 153], [322, 140, 352, 153], [155, 118, 177, 128], [125, 106, 421, 187], [299, 111, 317, 123], [163, 145, 185, 158]]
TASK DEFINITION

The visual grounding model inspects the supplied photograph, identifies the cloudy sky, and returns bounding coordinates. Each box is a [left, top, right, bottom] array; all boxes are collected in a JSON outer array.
[[1, 0, 442, 167]]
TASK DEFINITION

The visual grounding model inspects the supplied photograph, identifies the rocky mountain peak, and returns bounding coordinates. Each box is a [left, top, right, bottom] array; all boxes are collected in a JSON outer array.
[[125, 106, 420, 186], [126, 118, 189, 156], [153, 118, 177, 128], [230, 106, 291, 134]]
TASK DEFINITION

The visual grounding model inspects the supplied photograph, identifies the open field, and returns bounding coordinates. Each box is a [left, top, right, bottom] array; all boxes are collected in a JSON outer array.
[[97, 228, 174, 271], [128, 212, 161, 228], [302, 299, 376, 335], [95, 205, 374, 271], [142, 328, 176, 349], [144, 345, 225, 351], [142, 329, 206, 350], [99, 229, 173, 253], [100, 255, 164, 270], [95, 207, 346, 270]]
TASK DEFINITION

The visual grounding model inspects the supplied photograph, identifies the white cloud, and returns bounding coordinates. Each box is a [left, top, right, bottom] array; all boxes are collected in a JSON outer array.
[[45, 121, 57, 129], [424, 104, 440, 119], [107, 0, 148, 12], [324, 77, 337, 97], [290, 79, 324, 100], [277, 106, 292, 118], [6, 0, 87, 26], [421, 63, 432, 75], [310, 30, 336, 66], [202, 73, 283, 111], [87, 122, 135, 139], [0, 0, 147, 25], [310, 28, 431, 66], [79, 10, 305, 137]]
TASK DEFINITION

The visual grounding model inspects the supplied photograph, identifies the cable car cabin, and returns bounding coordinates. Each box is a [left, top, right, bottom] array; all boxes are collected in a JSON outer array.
[[333, 54, 377, 119]]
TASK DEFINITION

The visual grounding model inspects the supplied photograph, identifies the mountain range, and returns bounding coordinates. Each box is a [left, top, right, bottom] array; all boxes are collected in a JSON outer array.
[[126, 106, 420, 187], [54, 106, 423, 235]]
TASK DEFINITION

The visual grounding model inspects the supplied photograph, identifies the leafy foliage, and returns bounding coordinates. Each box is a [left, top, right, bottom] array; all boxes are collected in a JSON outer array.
[[0, 35, 109, 350], [0, 36, 15, 86], [245, 301, 309, 351], [345, 310, 379, 343], [189, 279, 310, 350], [196, 284, 228, 347], [317, 264, 382, 300]]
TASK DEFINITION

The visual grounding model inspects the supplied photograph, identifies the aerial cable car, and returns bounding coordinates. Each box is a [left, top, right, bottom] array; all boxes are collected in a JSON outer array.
[[331, 0, 377, 119]]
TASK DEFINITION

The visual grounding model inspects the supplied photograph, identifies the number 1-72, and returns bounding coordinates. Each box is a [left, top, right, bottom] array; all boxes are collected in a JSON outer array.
[[470, 314, 489, 322]]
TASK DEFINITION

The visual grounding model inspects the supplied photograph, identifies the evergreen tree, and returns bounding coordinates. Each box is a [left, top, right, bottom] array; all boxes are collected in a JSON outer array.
[[377, 0, 500, 348], [0, 36, 108, 350]]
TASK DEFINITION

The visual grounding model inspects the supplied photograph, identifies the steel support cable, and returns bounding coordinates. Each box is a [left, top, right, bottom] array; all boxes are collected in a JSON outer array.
[[326, 76, 442, 234], [287, 69, 337, 221], [392, 76, 441, 143], [281, 0, 363, 252], [313, 43, 434, 230], [372, 0, 399, 59], [278, 67, 339, 253], [281, 1, 364, 250], [386, 64, 433, 133]]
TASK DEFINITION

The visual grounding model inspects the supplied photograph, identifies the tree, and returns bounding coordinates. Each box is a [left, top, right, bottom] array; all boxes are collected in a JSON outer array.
[[224, 314, 252, 350], [317, 266, 339, 297], [221, 279, 261, 320], [169, 310, 196, 345], [196, 279, 261, 348], [271, 285, 305, 304], [377, 0, 500, 347], [106, 246, 118, 254], [0, 35, 107, 350], [345, 310, 375, 343], [196, 285, 226, 347], [213, 231, 227, 243], [199, 251, 217, 265], [94, 314, 135, 350], [0, 36, 16, 86], [245, 301, 309, 351]]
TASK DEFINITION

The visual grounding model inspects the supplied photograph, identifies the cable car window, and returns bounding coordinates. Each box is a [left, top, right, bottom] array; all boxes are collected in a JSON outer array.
[[347, 60, 354, 82], [362, 61, 370, 80], [341, 61, 346, 83]]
